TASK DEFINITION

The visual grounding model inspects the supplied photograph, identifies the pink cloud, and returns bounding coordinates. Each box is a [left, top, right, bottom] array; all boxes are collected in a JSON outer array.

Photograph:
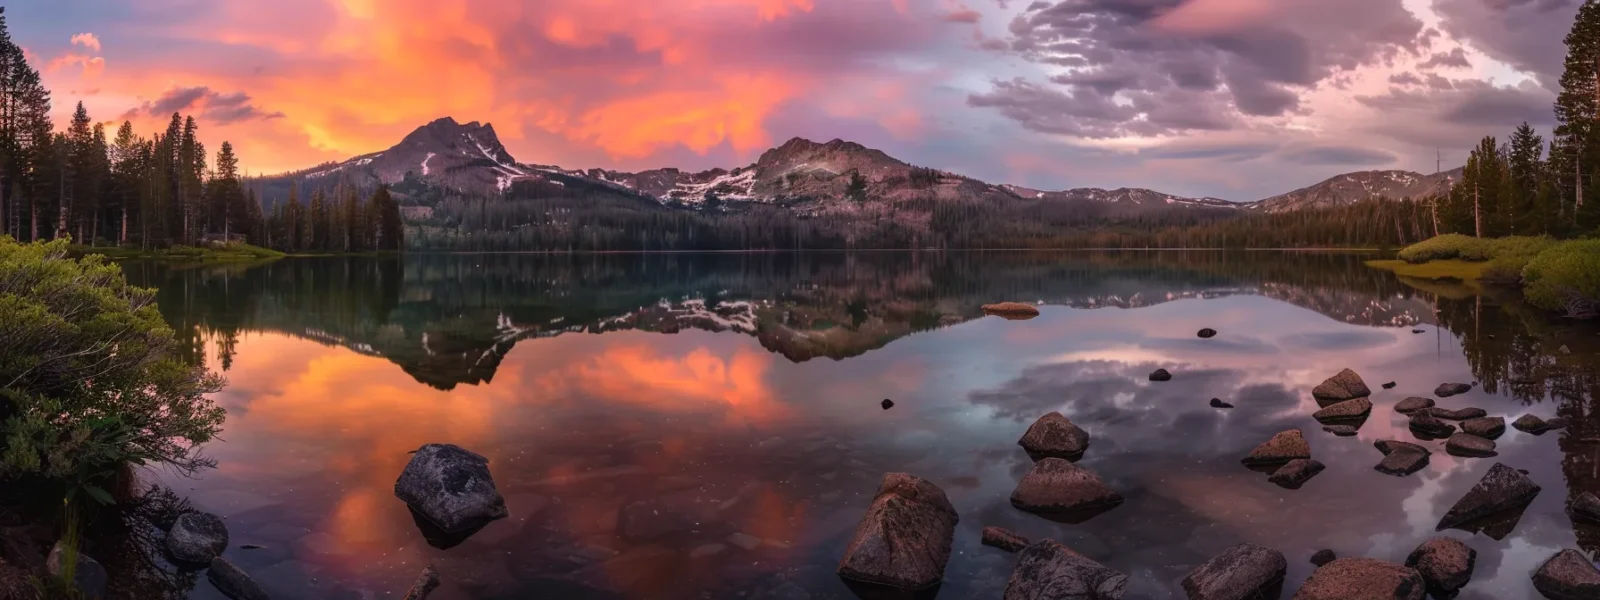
[[1148, 0, 1279, 36], [70, 32, 101, 52]]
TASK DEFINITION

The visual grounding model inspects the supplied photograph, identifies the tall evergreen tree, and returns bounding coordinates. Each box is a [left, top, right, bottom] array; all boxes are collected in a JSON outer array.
[[1554, 0, 1600, 223]]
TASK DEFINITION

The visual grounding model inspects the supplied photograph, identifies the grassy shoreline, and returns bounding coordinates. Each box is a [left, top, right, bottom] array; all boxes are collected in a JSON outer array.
[[1368, 234, 1600, 318]]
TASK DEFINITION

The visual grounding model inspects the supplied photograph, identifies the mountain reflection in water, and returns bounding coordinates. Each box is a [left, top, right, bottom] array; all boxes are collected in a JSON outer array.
[[114, 251, 1598, 600]]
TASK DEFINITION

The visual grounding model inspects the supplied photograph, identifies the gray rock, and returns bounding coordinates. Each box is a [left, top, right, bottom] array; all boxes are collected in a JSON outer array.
[[1408, 413, 1456, 438], [837, 473, 959, 590], [46, 541, 106, 600], [1004, 540, 1127, 600], [208, 556, 270, 600], [1011, 458, 1124, 515], [1395, 397, 1436, 415], [1268, 459, 1325, 489], [1404, 537, 1475, 597], [168, 511, 230, 564], [1322, 425, 1359, 437], [1290, 558, 1424, 600], [1430, 407, 1488, 421], [982, 526, 1030, 553], [402, 565, 440, 600], [1150, 369, 1172, 382], [1434, 383, 1472, 398], [1445, 433, 1498, 458], [1375, 440, 1431, 477], [1532, 549, 1600, 600], [1310, 549, 1337, 567], [1241, 430, 1311, 466], [394, 443, 509, 533], [1312, 398, 1372, 423], [1181, 543, 1286, 600], [1568, 492, 1600, 524], [1313, 369, 1372, 406], [1513, 414, 1551, 434], [1018, 412, 1091, 460], [1461, 417, 1505, 439], [1436, 463, 1541, 530]]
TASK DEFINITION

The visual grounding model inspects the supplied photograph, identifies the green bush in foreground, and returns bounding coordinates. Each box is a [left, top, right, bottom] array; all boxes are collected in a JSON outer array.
[[0, 237, 224, 498], [1397, 234, 1555, 264], [1522, 239, 1600, 318]]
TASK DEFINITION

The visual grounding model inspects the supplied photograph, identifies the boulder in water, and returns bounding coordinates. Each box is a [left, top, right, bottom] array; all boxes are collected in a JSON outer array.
[[1434, 383, 1472, 398], [1312, 369, 1372, 406], [1531, 549, 1600, 600], [1149, 369, 1172, 382], [208, 557, 269, 600], [394, 444, 509, 533], [1374, 440, 1431, 477], [1210, 398, 1234, 409], [1444, 433, 1497, 458], [1312, 398, 1372, 423], [1017, 412, 1090, 460], [167, 511, 230, 564], [1290, 557, 1425, 600], [1404, 537, 1475, 598], [1181, 543, 1286, 600], [1011, 458, 1124, 516], [1460, 417, 1505, 439], [981, 526, 1029, 553], [1568, 492, 1600, 524], [1436, 463, 1541, 530], [1241, 430, 1311, 466], [881, 399, 894, 410], [1430, 407, 1487, 421], [837, 473, 959, 590], [1197, 328, 1218, 339], [1394, 397, 1436, 415], [1003, 540, 1127, 600], [1268, 459, 1325, 489], [1322, 425, 1359, 437], [1512, 414, 1550, 434], [1408, 413, 1456, 439], [1382, 381, 1397, 389]]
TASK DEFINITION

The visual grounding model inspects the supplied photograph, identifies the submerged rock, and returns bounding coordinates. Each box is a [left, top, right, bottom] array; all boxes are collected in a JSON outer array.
[[1461, 417, 1505, 439], [1018, 412, 1091, 460], [394, 444, 509, 534], [46, 542, 106, 600], [1435, 383, 1473, 398], [1241, 430, 1311, 466], [402, 565, 441, 600], [1436, 463, 1541, 530], [1198, 328, 1218, 339], [1313, 369, 1372, 406], [1149, 369, 1173, 382], [1322, 425, 1359, 437], [1210, 398, 1234, 409], [1532, 549, 1600, 600], [1182, 543, 1286, 600], [837, 473, 959, 590], [1404, 537, 1475, 597], [1394, 397, 1436, 415], [1011, 458, 1124, 516], [167, 511, 230, 564], [1268, 459, 1325, 489], [1313, 398, 1372, 423], [1513, 414, 1551, 434], [208, 557, 269, 600], [1409, 413, 1457, 438], [1374, 440, 1431, 477], [1430, 407, 1487, 421], [1568, 492, 1600, 524], [1310, 550, 1337, 567], [984, 302, 1040, 319], [1290, 558, 1425, 600], [982, 526, 1029, 553], [1004, 540, 1127, 600], [1445, 433, 1498, 458]]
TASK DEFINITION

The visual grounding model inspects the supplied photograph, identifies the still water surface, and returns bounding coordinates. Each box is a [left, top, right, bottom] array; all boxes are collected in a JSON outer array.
[[119, 251, 1600, 600]]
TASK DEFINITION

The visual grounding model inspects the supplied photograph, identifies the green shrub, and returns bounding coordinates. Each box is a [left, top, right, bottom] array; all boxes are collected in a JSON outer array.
[[1522, 239, 1600, 318], [0, 237, 225, 491], [1397, 234, 1492, 263]]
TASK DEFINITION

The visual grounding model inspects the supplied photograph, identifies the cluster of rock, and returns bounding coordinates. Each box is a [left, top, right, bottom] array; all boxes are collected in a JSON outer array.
[[1240, 429, 1324, 489]]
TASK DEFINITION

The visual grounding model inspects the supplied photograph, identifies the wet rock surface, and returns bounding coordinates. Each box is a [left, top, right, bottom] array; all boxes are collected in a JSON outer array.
[[1011, 458, 1124, 516], [1312, 369, 1371, 406], [1436, 463, 1541, 530], [402, 565, 441, 600], [1290, 557, 1425, 600], [1429, 407, 1487, 421], [209, 557, 270, 600], [982, 526, 1029, 553], [1404, 537, 1475, 597], [1444, 433, 1497, 458], [1267, 459, 1325, 489], [1004, 540, 1127, 600], [1460, 417, 1505, 439], [1312, 398, 1372, 423], [394, 444, 509, 533], [1513, 414, 1551, 434], [1409, 413, 1456, 438], [1149, 369, 1172, 382], [1241, 430, 1311, 466], [1374, 440, 1431, 477], [1018, 412, 1091, 460], [1394, 397, 1436, 415], [168, 511, 231, 564], [1532, 549, 1600, 600], [837, 473, 959, 591], [1570, 492, 1600, 524], [1181, 543, 1286, 600], [1434, 383, 1472, 398]]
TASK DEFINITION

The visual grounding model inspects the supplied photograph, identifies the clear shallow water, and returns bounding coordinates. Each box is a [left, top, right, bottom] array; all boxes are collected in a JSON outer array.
[[115, 252, 1600, 600]]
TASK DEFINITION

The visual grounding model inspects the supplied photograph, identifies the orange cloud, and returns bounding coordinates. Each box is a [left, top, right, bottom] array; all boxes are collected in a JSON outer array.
[[48, 54, 105, 78]]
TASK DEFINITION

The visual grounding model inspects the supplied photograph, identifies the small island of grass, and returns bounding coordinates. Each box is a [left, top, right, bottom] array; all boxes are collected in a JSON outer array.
[[1369, 234, 1600, 318], [70, 241, 287, 264]]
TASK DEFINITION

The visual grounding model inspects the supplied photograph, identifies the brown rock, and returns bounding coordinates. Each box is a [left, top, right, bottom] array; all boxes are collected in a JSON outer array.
[[1182, 543, 1287, 600], [1394, 397, 1436, 415], [1444, 433, 1498, 458], [402, 565, 441, 600], [1404, 538, 1475, 597], [1512, 414, 1550, 434], [1010, 458, 1124, 516], [1241, 430, 1311, 466], [1430, 407, 1488, 421], [1312, 369, 1372, 407], [1570, 492, 1600, 524], [837, 473, 959, 590], [1268, 459, 1325, 489], [1018, 412, 1090, 460], [1434, 383, 1472, 398], [1408, 413, 1456, 438], [1290, 557, 1425, 600], [984, 302, 1040, 320], [1003, 540, 1127, 600], [1436, 463, 1541, 530], [1374, 440, 1431, 477], [981, 526, 1029, 553], [1313, 398, 1372, 423], [1460, 417, 1505, 439], [1532, 549, 1600, 600]]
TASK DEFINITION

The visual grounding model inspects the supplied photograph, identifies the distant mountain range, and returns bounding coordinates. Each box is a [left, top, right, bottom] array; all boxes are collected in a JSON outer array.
[[264, 117, 1463, 217]]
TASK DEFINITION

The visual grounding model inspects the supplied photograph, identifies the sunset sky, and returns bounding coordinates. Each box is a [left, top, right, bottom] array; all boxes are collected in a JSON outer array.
[[11, 0, 1578, 200]]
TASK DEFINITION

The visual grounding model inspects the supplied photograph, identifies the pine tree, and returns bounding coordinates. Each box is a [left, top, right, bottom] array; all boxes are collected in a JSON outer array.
[[1554, 0, 1600, 223]]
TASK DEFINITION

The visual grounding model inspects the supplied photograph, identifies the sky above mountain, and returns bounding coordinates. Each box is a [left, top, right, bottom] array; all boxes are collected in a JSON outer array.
[[12, 0, 1577, 201]]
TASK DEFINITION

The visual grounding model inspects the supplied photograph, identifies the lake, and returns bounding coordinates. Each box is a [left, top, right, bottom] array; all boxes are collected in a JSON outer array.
[[116, 251, 1599, 600]]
